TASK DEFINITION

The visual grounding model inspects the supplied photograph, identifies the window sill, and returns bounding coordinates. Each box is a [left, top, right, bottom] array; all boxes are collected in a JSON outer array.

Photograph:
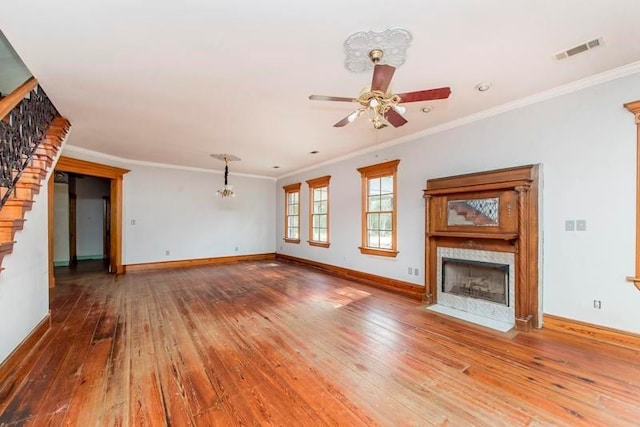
[[308, 241, 330, 248], [284, 238, 301, 244], [358, 247, 399, 258]]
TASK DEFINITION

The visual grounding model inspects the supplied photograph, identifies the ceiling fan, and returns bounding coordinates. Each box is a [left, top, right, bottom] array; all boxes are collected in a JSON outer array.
[[309, 49, 451, 129]]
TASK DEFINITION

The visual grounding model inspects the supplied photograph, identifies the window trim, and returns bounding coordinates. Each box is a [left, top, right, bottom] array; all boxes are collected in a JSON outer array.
[[624, 100, 640, 290], [283, 182, 301, 244], [357, 160, 400, 257], [306, 175, 331, 248]]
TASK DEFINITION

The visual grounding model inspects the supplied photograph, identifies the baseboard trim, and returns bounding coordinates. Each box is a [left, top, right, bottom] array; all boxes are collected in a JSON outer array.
[[0, 313, 51, 403], [124, 253, 276, 272], [276, 253, 424, 300], [544, 314, 640, 351], [76, 255, 105, 261]]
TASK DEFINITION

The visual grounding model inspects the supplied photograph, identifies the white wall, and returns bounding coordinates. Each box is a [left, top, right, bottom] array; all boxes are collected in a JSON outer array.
[[277, 72, 640, 334], [123, 165, 276, 263], [76, 176, 110, 259], [53, 182, 69, 264], [0, 174, 52, 363], [59, 149, 276, 265]]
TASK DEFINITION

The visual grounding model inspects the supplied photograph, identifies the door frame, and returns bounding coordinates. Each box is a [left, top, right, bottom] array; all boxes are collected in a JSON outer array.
[[103, 195, 111, 266], [48, 156, 129, 285], [68, 184, 77, 268]]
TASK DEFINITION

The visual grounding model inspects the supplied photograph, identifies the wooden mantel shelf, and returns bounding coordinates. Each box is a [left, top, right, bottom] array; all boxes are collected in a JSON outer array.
[[427, 231, 518, 240]]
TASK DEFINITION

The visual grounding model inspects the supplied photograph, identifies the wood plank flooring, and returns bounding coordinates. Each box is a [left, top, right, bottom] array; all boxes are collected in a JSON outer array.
[[1, 260, 639, 425]]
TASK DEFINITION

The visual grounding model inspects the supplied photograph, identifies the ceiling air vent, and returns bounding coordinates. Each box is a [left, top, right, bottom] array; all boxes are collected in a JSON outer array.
[[554, 37, 604, 61]]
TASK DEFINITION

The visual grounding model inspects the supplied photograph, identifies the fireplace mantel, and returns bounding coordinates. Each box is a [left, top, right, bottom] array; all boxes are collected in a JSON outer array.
[[423, 164, 540, 331]]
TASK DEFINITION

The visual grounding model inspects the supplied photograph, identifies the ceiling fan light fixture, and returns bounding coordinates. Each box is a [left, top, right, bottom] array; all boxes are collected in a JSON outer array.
[[393, 105, 407, 115]]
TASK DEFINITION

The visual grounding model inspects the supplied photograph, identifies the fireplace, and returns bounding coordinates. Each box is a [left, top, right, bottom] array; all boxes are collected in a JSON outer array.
[[424, 165, 540, 331], [442, 258, 509, 305]]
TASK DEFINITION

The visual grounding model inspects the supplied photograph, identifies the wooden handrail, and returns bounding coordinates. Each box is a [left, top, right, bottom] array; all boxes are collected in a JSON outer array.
[[0, 77, 38, 120]]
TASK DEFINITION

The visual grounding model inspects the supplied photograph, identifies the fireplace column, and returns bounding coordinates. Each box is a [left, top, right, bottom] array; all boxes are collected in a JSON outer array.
[[515, 185, 532, 331], [424, 194, 434, 304]]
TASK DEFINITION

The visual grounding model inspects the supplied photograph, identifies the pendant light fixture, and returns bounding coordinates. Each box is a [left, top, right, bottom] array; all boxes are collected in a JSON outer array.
[[211, 154, 241, 198]]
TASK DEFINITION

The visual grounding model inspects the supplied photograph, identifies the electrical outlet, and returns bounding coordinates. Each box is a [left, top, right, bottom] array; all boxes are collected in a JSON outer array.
[[165, 250, 170, 256], [593, 300, 602, 309], [130, 219, 136, 225], [414, 268, 419, 276], [565, 220, 575, 231], [576, 219, 587, 231], [235, 246, 239, 252], [408, 267, 413, 275]]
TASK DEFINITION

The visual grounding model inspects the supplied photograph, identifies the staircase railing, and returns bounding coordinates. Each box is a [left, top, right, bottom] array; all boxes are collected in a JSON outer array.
[[0, 77, 59, 207]]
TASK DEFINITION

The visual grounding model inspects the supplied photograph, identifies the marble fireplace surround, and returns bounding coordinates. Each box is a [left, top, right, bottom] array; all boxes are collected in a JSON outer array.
[[434, 247, 515, 330]]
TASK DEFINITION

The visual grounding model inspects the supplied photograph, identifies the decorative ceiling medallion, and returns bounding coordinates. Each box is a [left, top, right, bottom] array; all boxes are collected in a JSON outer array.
[[344, 28, 412, 73], [210, 153, 241, 162]]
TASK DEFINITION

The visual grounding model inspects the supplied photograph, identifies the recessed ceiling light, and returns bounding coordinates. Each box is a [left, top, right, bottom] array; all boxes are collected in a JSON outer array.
[[475, 82, 492, 92], [272, 165, 280, 169], [421, 106, 433, 113], [310, 150, 319, 154]]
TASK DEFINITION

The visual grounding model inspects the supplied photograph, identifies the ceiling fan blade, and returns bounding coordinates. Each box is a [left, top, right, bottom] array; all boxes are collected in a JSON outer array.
[[309, 95, 357, 102], [396, 87, 452, 103], [384, 108, 408, 128], [371, 64, 396, 93], [333, 111, 359, 127]]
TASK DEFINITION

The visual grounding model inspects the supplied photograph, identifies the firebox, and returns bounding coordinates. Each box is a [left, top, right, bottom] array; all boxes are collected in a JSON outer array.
[[441, 258, 509, 306]]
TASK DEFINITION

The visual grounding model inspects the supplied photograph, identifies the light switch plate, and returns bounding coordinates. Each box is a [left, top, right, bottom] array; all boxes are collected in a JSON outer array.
[[565, 220, 575, 231], [576, 219, 587, 231]]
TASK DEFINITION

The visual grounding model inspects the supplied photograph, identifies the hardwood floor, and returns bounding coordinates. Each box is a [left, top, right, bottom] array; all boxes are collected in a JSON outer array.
[[1, 260, 639, 425]]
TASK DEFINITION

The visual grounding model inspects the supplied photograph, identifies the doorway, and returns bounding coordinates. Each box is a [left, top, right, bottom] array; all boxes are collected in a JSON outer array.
[[52, 172, 111, 273], [47, 156, 129, 287]]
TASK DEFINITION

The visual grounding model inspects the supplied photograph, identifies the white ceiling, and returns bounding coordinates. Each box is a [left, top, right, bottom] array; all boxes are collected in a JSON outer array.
[[2, 1, 640, 177]]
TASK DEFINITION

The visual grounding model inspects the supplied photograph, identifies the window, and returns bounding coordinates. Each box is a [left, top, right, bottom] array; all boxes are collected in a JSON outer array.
[[283, 183, 301, 243], [357, 160, 400, 257], [306, 175, 331, 248]]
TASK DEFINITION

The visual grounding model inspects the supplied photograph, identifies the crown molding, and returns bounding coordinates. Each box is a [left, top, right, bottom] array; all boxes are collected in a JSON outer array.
[[61, 145, 276, 181], [278, 60, 640, 180]]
